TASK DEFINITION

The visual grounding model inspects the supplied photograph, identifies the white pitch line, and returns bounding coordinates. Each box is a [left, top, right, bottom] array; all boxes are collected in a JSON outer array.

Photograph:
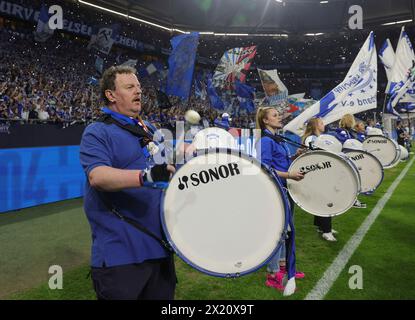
[[305, 156, 415, 300]]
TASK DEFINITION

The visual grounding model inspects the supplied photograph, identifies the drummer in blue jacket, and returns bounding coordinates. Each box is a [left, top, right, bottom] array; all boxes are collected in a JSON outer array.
[[80, 66, 176, 300], [334, 113, 358, 143], [255, 106, 305, 291], [354, 120, 367, 142], [333, 114, 367, 208]]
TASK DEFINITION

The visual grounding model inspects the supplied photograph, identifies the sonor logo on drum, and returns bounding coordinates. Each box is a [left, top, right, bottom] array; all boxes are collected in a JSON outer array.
[[299, 161, 332, 174], [178, 163, 241, 190], [366, 140, 387, 144], [350, 154, 365, 161]]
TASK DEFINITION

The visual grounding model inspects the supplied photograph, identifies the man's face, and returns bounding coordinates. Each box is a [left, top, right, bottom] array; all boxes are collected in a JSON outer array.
[[109, 73, 142, 117]]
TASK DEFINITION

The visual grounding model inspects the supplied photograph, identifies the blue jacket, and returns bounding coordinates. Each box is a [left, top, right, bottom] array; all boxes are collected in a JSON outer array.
[[333, 128, 353, 144], [79, 120, 169, 268], [256, 129, 292, 187]]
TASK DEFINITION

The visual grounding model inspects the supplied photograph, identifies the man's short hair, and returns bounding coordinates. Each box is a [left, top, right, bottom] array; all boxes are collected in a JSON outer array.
[[100, 65, 137, 105]]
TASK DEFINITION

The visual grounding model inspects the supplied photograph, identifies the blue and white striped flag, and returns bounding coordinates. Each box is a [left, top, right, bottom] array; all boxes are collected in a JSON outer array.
[[284, 32, 377, 135]]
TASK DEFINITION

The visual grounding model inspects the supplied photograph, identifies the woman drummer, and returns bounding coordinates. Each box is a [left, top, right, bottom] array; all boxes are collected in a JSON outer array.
[[255, 106, 305, 291], [302, 118, 338, 242], [334, 113, 358, 143], [334, 114, 367, 208]]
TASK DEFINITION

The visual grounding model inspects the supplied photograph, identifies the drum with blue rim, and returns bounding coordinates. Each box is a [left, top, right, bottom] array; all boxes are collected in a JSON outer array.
[[162, 149, 290, 278]]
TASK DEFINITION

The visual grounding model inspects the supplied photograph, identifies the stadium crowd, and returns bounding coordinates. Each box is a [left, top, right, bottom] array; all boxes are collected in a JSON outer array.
[[2, 0, 409, 129]]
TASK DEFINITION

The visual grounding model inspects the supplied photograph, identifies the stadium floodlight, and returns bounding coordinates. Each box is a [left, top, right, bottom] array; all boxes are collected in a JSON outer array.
[[381, 19, 413, 26], [214, 33, 250, 36], [305, 33, 324, 36], [78, 0, 186, 33], [320, 1, 329, 4]]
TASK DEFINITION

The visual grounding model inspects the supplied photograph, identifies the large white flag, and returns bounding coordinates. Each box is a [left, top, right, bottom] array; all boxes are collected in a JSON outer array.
[[258, 68, 288, 105], [385, 27, 415, 115], [284, 32, 377, 135], [379, 39, 395, 84]]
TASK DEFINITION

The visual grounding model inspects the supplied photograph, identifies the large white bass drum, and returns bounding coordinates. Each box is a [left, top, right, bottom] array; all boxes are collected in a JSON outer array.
[[162, 149, 290, 278], [287, 150, 360, 217]]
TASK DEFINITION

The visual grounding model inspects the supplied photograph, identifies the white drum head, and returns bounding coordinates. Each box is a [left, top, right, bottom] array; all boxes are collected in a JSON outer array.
[[192, 127, 237, 150], [362, 136, 399, 168], [344, 150, 384, 194], [314, 134, 343, 153], [163, 150, 288, 277], [287, 150, 360, 217]]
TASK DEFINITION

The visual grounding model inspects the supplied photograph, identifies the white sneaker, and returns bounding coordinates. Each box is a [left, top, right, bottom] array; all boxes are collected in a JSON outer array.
[[353, 200, 367, 209], [322, 232, 337, 241]]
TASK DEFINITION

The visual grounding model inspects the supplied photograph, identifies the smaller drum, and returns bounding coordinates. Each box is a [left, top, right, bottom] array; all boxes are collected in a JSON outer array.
[[314, 134, 343, 153], [362, 136, 400, 168], [287, 150, 360, 217], [192, 127, 237, 150], [343, 150, 384, 194]]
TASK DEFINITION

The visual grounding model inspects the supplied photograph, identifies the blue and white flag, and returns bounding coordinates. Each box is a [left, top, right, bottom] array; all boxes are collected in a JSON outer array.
[[284, 32, 377, 135], [88, 25, 119, 55], [207, 75, 224, 110], [235, 80, 255, 100], [166, 32, 200, 100], [385, 27, 415, 115], [379, 39, 395, 84], [34, 4, 54, 43], [258, 68, 288, 106]]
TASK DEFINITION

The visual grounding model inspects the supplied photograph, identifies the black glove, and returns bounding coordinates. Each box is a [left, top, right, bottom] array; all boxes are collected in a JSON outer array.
[[149, 164, 171, 182]]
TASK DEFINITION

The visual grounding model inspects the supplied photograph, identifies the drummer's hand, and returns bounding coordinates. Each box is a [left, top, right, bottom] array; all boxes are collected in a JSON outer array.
[[167, 164, 176, 179], [288, 171, 304, 181]]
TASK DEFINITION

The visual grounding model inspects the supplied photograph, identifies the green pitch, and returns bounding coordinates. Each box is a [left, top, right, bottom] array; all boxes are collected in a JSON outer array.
[[1, 159, 414, 300]]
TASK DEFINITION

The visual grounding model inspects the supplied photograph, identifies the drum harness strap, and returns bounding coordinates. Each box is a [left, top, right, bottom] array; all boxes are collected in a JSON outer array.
[[95, 115, 174, 253]]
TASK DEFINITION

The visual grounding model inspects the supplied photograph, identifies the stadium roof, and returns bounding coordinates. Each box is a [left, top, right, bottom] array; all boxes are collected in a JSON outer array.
[[78, 0, 414, 36]]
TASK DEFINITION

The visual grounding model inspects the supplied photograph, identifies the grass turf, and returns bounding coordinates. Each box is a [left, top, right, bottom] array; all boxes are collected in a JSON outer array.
[[2, 159, 415, 300]]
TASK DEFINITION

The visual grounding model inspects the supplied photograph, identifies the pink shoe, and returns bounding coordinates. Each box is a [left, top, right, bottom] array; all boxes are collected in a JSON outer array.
[[265, 272, 285, 291], [279, 266, 305, 279]]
